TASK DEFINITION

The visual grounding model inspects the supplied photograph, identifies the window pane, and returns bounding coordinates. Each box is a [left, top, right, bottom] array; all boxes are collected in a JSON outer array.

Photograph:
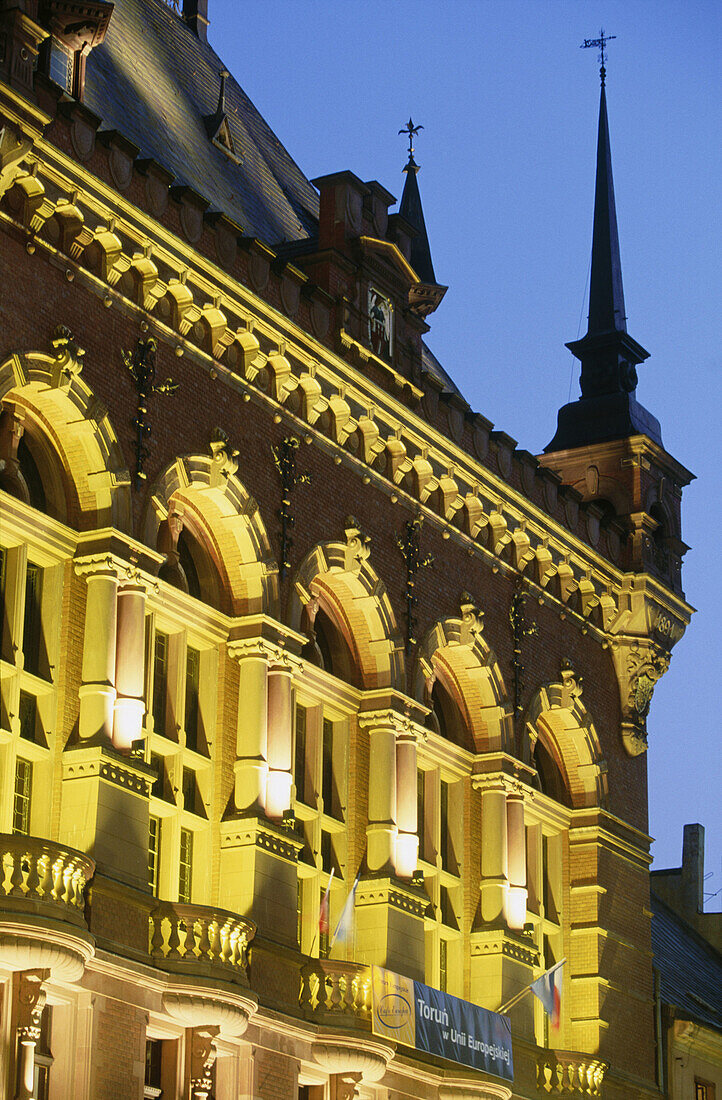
[[178, 828, 193, 902], [440, 780, 449, 870], [417, 771, 425, 861], [150, 753, 165, 799], [182, 768, 196, 814], [48, 38, 73, 93], [295, 705, 307, 804], [0, 545, 6, 656], [322, 718, 333, 815], [184, 646, 200, 751], [152, 632, 168, 735], [148, 817, 160, 896], [439, 938, 448, 992], [18, 690, 37, 742], [23, 563, 42, 677], [13, 758, 32, 835]]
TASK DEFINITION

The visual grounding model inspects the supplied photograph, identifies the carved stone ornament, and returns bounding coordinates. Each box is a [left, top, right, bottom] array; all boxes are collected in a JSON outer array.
[[612, 641, 671, 756], [343, 516, 370, 573], [109, 145, 133, 191], [281, 275, 300, 318], [180, 200, 203, 244], [71, 116, 96, 162], [215, 221, 237, 269], [189, 1025, 219, 1100], [311, 299, 330, 338], [249, 251, 270, 291], [50, 324, 85, 388], [560, 658, 583, 708], [209, 427, 239, 488], [459, 591, 484, 647]]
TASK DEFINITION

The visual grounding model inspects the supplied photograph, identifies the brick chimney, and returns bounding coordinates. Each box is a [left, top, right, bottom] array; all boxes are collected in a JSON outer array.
[[183, 0, 209, 42], [681, 822, 705, 915]]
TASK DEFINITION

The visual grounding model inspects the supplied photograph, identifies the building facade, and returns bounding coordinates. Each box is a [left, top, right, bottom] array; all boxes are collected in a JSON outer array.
[[0, 2, 697, 1098]]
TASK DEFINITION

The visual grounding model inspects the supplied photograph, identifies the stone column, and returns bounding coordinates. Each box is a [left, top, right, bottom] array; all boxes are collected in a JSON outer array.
[[505, 792, 527, 930], [365, 714, 397, 874], [113, 580, 147, 750], [395, 730, 418, 878], [480, 781, 508, 925], [232, 650, 269, 814], [76, 560, 118, 742], [266, 661, 293, 820], [13, 969, 48, 1100]]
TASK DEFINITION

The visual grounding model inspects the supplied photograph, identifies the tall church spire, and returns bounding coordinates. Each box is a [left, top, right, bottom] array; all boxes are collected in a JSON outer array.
[[397, 119, 447, 317], [546, 56, 662, 451], [587, 80, 626, 338]]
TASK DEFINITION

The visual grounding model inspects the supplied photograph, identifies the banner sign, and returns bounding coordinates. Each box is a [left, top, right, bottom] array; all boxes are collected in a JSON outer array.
[[371, 966, 513, 1081]]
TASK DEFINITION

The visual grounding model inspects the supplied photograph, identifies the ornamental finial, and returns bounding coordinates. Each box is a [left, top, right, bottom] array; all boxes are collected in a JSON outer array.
[[398, 117, 423, 169], [580, 28, 616, 86]]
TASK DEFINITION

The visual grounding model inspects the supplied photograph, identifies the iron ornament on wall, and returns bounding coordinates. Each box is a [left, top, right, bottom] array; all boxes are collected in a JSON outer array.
[[123, 336, 178, 489], [272, 436, 310, 578], [396, 513, 434, 653]]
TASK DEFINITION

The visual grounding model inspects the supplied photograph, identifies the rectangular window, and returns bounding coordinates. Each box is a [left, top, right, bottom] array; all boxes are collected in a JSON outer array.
[[148, 816, 161, 896], [182, 768, 196, 814], [295, 705, 307, 804], [0, 545, 6, 655], [13, 758, 32, 835], [319, 886, 329, 958], [439, 938, 448, 992], [18, 690, 37, 742], [440, 780, 449, 870], [150, 752, 165, 800], [34, 1004, 52, 1100], [178, 828, 193, 903], [145, 1037, 163, 1092], [417, 770, 425, 861], [322, 718, 334, 816], [152, 632, 168, 735], [48, 38, 74, 93], [23, 562, 42, 677], [297, 879, 303, 948], [695, 1083, 713, 1100], [321, 830, 333, 874], [184, 647, 200, 752]]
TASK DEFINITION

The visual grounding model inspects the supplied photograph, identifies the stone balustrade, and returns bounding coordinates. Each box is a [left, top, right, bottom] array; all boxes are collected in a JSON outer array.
[[536, 1050, 607, 1095], [0, 833, 94, 928], [150, 902, 255, 986], [299, 958, 372, 1026]]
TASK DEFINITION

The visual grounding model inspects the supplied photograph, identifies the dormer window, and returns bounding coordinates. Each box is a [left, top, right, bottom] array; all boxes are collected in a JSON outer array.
[[38, 0, 114, 101], [47, 37, 75, 94]]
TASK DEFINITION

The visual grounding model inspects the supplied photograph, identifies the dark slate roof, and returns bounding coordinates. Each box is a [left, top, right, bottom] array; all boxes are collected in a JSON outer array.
[[83, 0, 320, 245], [651, 891, 722, 1032], [399, 163, 436, 285], [421, 341, 468, 405]]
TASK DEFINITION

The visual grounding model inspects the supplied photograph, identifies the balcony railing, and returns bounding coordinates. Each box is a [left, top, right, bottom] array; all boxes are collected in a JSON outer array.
[[537, 1050, 607, 1095], [0, 833, 94, 928], [150, 902, 255, 986], [299, 958, 372, 1027]]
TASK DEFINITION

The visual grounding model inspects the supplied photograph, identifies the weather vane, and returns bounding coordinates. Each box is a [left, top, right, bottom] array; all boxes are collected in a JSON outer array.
[[580, 28, 616, 85], [399, 118, 423, 166]]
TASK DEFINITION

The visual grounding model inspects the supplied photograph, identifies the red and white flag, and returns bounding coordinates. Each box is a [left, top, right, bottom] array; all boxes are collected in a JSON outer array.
[[530, 958, 565, 1029], [318, 868, 334, 936]]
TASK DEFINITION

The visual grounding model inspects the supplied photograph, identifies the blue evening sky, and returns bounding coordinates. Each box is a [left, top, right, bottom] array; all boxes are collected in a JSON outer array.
[[209, 0, 721, 905]]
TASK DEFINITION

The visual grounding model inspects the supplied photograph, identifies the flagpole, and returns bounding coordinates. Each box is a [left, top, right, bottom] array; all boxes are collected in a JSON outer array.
[[497, 984, 533, 1015], [496, 957, 566, 1015]]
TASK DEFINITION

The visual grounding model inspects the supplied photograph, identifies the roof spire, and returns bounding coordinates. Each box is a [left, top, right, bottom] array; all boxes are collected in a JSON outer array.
[[398, 118, 436, 286], [545, 36, 663, 451]]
